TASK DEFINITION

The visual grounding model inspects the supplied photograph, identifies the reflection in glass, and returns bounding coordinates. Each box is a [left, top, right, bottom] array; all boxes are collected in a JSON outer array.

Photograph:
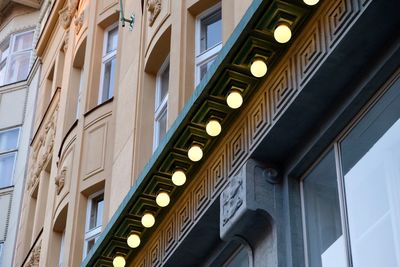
[[302, 149, 344, 267]]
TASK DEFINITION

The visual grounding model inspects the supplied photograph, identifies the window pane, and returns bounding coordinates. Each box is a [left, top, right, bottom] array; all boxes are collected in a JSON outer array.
[[0, 153, 16, 188], [13, 31, 34, 52], [340, 79, 400, 267], [6, 52, 30, 83], [0, 128, 19, 153], [101, 58, 116, 102], [0, 45, 9, 62], [157, 109, 167, 143], [224, 247, 249, 267], [302, 149, 344, 267], [159, 64, 169, 103], [106, 27, 118, 53], [199, 58, 216, 81], [0, 63, 6, 85], [200, 9, 222, 53], [86, 238, 95, 255], [89, 194, 104, 230]]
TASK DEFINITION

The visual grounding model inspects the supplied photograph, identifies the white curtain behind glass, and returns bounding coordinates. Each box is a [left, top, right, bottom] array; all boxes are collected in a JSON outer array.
[[344, 118, 400, 267]]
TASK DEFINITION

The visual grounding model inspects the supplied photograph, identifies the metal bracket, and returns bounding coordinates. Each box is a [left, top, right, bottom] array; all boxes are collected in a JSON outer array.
[[119, 0, 135, 31]]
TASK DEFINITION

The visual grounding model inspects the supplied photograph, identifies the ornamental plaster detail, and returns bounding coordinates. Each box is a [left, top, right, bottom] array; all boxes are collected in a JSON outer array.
[[74, 11, 84, 34], [27, 104, 59, 193], [55, 167, 67, 194], [58, 0, 79, 29], [63, 29, 69, 52], [24, 241, 41, 267], [147, 0, 161, 26]]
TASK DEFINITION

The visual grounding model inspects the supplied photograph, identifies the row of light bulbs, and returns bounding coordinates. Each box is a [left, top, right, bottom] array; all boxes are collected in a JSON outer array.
[[113, 0, 319, 265]]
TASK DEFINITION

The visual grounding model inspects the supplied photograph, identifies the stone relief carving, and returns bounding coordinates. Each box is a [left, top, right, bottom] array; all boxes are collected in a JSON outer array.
[[221, 174, 243, 226], [58, 0, 79, 29], [74, 11, 84, 34], [25, 241, 41, 267], [147, 0, 161, 26], [55, 167, 67, 195], [27, 105, 59, 192], [63, 29, 70, 52]]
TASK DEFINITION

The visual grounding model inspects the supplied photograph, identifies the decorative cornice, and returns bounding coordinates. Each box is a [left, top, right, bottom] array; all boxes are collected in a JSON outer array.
[[147, 0, 161, 27]]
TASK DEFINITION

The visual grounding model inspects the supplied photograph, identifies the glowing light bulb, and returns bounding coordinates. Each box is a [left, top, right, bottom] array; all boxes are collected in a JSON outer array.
[[303, 0, 319, 5], [141, 213, 155, 228], [113, 256, 126, 267], [250, 59, 267, 78], [188, 145, 203, 162], [274, 24, 292, 43], [127, 234, 141, 248], [156, 192, 170, 207], [226, 91, 243, 109], [206, 120, 222, 137], [172, 170, 186, 186]]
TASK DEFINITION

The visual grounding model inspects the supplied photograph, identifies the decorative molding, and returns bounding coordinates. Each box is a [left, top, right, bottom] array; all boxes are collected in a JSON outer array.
[[63, 29, 70, 52], [27, 104, 59, 193], [55, 167, 67, 195], [74, 10, 84, 34], [24, 241, 41, 267], [221, 175, 243, 226], [147, 0, 161, 27], [58, 0, 79, 29]]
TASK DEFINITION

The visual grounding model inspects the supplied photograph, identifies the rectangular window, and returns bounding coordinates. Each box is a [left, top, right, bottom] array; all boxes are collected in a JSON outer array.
[[153, 59, 169, 150], [99, 25, 118, 104], [195, 4, 222, 85], [301, 77, 400, 267], [83, 192, 104, 258], [0, 30, 34, 86], [0, 127, 20, 188]]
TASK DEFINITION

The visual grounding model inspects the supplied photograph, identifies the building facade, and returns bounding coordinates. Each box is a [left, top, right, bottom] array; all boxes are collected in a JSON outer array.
[[15, 0, 400, 267], [0, 1, 50, 266]]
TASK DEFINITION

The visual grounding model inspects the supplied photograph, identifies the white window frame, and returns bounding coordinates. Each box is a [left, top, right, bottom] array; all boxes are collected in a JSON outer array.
[[153, 56, 170, 151], [0, 127, 21, 188], [0, 29, 34, 86], [83, 190, 104, 258], [195, 3, 222, 85], [98, 23, 118, 104]]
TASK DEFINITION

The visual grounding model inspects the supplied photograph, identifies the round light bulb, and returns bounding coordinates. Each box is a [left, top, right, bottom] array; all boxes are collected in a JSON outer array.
[[141, 213, 155, 228], [226, 91, 243, 109], [303, 0, 319, 5], [172, 170, 186, 186], [274, 24, 292, 43], [113, 256, 126, 267], [188, 145, 203, 162], [206, 120, 222, 137], [250, 59, 267, 78], [156, 192, 170, 207], [127, 234, 141, 248]]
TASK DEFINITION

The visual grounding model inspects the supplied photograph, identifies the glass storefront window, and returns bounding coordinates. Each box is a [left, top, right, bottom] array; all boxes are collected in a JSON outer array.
[[302, 76, 400, 267], [340, 78, 400, 267]]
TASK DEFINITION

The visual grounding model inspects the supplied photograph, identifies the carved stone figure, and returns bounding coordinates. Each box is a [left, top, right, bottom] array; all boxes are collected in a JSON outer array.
[[147, 0, 161, 26], [55, 167, 67, 194]]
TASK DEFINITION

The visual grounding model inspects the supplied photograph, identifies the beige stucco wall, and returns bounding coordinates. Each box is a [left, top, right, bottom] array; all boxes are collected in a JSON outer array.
[[14, 0, 253, 266], [0, 2, 45, 267]]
